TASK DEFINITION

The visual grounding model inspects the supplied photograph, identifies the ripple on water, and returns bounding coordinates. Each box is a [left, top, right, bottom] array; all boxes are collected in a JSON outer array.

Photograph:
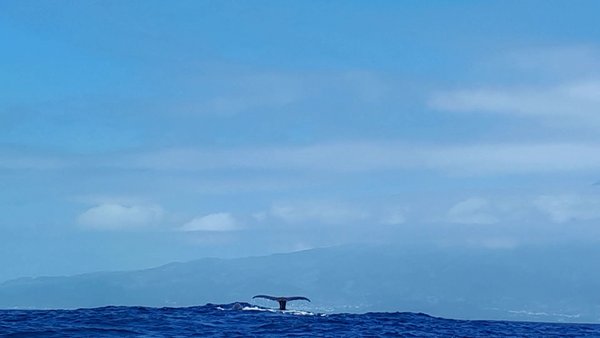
[[0, 304, 599, 337]]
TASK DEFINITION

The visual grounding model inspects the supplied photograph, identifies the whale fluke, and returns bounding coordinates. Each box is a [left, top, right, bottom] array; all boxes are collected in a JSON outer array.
[[252, 295, 311, 310]]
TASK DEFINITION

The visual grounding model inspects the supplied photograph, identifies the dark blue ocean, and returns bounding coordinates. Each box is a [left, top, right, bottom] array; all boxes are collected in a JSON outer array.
[[1, 303, 599, 337]]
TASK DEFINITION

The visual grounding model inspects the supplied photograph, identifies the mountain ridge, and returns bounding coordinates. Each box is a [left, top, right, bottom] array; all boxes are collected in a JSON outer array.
[[1, 244, 599, 323]]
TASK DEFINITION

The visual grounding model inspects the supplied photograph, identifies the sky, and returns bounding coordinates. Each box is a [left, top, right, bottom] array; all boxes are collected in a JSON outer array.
[[1, 0, 600, 282]]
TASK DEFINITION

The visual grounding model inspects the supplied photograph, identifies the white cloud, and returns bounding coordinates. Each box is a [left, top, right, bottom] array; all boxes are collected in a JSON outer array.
[[175, 69, 390, 116], [429, 45, 600, 129], [422, 143, 600, 175], [252, 211, 268, 222], [123, 143, 413, 172], [180, 212, 240, 232], [201, 72, 304, 116], [77, 203, 164, 230], [118, 142, 600, 176], [269, 201, 369, 225], [0, 147, 68, 170], [72, 194, 149, 205], [447, 198, 498, 225], [534, 194, 600, 223], [429, 81, 600, 126], [289, 242, 315, 252], [8, 140, 600, 176], [380, 208, 406, 225], [506, 45, 600, 77]]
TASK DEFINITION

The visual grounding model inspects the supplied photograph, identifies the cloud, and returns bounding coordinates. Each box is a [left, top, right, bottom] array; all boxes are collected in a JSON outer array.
[[534, 194, 600, 223], [197, 72, 304, 116], [447, 198, 498, 225], [123, 142, 412, 172], [380, 208, 406, 225], [268, 201, 369, 225], [180, 213, 240, 232], [170, 69, 392, 116], [422, 143, 600, 175], [77, 203, 164, 230], [429, 81, 600, 125], [429, 46, 600, 129], [6, 140, 600, 176], [0, 147, 68, 170], [506, 45, 600, 78], [118, 142, 600, 176]]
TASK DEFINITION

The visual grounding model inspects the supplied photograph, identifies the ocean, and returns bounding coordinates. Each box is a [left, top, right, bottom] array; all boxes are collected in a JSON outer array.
[[1, 303, 599, 337]]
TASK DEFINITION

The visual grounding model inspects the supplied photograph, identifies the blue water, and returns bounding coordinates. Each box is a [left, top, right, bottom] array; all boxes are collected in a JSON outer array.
[[1, 303, 599, 337]]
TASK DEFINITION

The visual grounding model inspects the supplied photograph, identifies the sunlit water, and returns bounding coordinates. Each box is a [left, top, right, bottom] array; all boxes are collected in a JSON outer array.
[[1, 303, 599, 337]]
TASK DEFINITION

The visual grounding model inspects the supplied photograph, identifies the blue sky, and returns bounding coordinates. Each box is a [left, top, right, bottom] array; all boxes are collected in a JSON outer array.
[[2, 0, 600, 281]]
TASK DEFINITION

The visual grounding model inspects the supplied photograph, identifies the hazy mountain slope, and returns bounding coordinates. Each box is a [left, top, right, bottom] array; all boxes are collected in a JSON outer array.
[[1, 245, 599, 322]]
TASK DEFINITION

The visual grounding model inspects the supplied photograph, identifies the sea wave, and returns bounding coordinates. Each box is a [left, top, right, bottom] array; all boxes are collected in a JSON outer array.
[[0, 303, 599, 337]]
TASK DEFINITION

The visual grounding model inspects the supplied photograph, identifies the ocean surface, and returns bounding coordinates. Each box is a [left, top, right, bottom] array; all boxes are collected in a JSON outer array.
[[1, 303, 599, 337]]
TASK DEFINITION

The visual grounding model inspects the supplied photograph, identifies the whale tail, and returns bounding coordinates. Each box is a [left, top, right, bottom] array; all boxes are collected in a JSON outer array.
[[252, 295, 311, 310]]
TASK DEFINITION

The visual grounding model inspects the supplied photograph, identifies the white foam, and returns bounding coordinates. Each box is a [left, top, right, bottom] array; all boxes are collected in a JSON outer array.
[[283, 309, 315, 316], [241, 306, 322, 316], [508, 310, 581, 319], [242, 306, 275, 312]]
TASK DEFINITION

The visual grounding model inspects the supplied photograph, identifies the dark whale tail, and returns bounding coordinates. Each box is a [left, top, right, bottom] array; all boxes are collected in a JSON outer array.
[[252, 295, 311, 310]]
